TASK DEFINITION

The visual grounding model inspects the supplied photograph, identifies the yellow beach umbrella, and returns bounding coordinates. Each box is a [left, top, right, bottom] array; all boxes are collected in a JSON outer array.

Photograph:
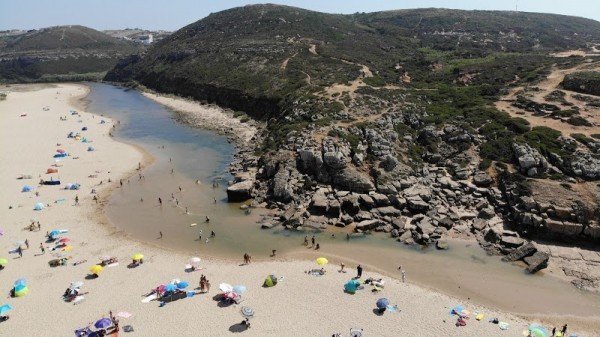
[[62, 245, 72, 251], [132, 253, 144, 261], [316, 257, 328, 265], [0, 258, 8, 266], [90, 264, 104, 274], [14, 285, 28, 297]]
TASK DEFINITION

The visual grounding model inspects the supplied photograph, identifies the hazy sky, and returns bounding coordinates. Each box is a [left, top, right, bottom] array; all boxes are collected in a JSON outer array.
[[2, 0, 599, 31]]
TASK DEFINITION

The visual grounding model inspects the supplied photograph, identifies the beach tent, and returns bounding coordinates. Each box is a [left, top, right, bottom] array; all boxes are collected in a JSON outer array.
[[21, 185, 33, 192], [82, 138, 88, 143], [34, 203, 45, 211], [263, 275, 278, 287], [53, 153, 68, 158], [47, 168, 58, 173], [344, 279, 361, 294], [82, 127, 88, 131]]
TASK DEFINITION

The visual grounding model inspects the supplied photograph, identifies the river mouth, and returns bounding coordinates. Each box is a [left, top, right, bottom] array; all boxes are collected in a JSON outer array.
[[85, 82, 600, 318]]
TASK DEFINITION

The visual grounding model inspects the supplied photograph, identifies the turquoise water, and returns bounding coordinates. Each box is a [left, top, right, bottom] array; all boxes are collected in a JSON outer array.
[[83, 83, 600, 317]]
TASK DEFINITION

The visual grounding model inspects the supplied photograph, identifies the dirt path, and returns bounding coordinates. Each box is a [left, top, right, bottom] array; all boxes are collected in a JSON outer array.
[[308, 44, 317, 55], [495, 59, 600, 137]]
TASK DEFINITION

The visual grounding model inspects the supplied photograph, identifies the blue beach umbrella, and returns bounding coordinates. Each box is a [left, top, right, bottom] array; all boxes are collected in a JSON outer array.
[[376, 298, 389, 309], [164, 284, 177, 292], [14, 278, 27, 287], [528, 325, 549, 337], [233, 285, 246, 294], [22, 185, 33, 192], [0, 304, 11, 315], [94, 318, 112, 329], [344, 279, 360, 294], [176, 281, 189, 289], [34, 203, 45, 211]]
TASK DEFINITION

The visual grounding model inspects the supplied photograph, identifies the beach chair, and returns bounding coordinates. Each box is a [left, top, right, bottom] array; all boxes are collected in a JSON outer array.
[[74, 327, 93, 336], [350, 328, 363, 337]]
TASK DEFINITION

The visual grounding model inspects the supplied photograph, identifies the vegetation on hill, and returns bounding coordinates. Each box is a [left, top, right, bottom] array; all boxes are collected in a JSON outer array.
[[105, 5, 600, 163], [0, 25, 141, 82]]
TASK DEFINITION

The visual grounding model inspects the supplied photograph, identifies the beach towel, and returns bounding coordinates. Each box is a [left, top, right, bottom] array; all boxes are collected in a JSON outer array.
[[107, 262, 119, 267], [499, 322, 509, 330], [117, 311, 132, 318], [475, 313, 484, 321]]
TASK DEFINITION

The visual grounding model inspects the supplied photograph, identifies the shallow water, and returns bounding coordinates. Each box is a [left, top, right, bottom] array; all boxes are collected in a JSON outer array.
[[85, 83, 600, 318]]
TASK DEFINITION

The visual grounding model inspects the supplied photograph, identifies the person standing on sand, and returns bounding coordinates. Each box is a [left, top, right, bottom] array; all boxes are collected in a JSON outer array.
[[402, 270, 406, 283], [40, 243, 45, 255], [303, 236, 308, 246], [356, 264, 363, 278], [243, 253, 249, 264], [206, 279, 211, 293], [561, 324, 567, 336], [17, 246, 23, 258], [340, 263, 345, 273], [25, 239, 29, 249], [311, 236, 315, 247], [158, 197, 162, 205], [200, 279, 206, 293], [552, 327, 556, 336], [159, 231, 163, 239], [74, 195, 79, 205]]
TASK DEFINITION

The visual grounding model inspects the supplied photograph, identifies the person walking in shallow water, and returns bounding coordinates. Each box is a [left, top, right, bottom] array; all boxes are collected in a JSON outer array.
[[159, 231, 163, 239]]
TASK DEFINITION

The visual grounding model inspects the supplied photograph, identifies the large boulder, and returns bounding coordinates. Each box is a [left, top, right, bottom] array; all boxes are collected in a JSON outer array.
[[271, 166, 293, 202], [473, 171, 493, 187], [512, 143, 548, 176], [309, 190, 329, 215], [524, 251, 550, 273], [227, 180, 254, 202], [332, 167, 374, 193], [502, 242, 537, 262], [355, 219, 384, 231], [323, 151, 348, 170]]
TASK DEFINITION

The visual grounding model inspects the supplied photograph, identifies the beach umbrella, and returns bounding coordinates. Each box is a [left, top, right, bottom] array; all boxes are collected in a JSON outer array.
[[132, 253, 144, 261], [219, 283, 233, 293], [0, 304, 12, 315], [190, 257, 201, 264], [263, 275, 278, 287], [528, 325, 549, 337], [22, 185, 33, 192], [14, 278, 27, 287], [87, 146, 95, 152], [90, 265, 103, 274], [376, 298, 390, 309], [14, 284, 28, 297], [57, 149, 66, 153], [316, 257, 328, 265], [176, 281, 189, 289], [34, 203, 45, 211], [164, 284, 177, 292], [62, 246, 73, 252], [344, 279, 360, 294], [0, 258, 7, 266], [233, 285, 247, 294], [170, 278, 181, 285], [58, 238, 71, 243], [240, 306, 255, 318], [94, 318, 112, 329]]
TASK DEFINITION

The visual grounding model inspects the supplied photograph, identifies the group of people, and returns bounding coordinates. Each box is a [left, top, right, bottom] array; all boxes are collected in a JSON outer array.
[[303, 235, 321, 250], [243, 253, 252, 264], [199, 274, 211, 293]]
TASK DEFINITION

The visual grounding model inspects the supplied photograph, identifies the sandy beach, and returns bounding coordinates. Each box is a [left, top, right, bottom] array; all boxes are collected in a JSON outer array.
[[0, 83, 596, 337]]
